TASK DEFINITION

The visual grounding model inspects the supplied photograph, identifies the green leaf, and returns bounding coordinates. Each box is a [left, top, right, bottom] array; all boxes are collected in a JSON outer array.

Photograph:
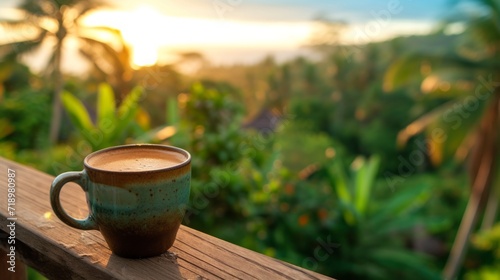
[[368, 183, 431, 228], [354, 155, 380, 215], [383, 54, 426, 92], [327, 159, 355, 224], [368, 215, 423, 240], [328, 159, 351, 205], [167, 96, 178, 126], [370, 248, 440, 280], [110, 86, 144, 143], [61, 91, 93, 133], [117, 86, 143, 118], [97, 83, 116, 132]]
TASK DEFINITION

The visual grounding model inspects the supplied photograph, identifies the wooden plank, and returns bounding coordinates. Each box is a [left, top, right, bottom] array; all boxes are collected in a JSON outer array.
[[0, 249, 26, 280], [0, 157, 333, 279]]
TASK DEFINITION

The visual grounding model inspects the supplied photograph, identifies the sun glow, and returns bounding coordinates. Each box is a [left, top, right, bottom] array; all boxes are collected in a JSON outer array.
[[82, 7, 313, 67], [130, 43, 158, 67], [120, 6, 162, 67], [83, 6, 164, 67]]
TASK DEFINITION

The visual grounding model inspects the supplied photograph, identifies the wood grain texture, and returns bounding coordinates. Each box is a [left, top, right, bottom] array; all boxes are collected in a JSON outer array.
[[0, 249, 26, 280], [0, 157, 333, 280]]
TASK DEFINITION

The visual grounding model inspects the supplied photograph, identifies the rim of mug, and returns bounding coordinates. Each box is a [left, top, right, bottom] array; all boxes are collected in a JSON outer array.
[[83, 144, 191, 173]]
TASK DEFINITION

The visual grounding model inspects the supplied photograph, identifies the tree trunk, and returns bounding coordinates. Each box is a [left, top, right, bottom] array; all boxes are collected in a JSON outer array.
[[481, 180, 499, 230], [442, 93, 499, 279], [49, 16, 66, 144]]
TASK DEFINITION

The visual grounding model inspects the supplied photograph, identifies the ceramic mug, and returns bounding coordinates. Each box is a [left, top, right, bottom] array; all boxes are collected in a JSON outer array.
[[50, 144, 191, 258]]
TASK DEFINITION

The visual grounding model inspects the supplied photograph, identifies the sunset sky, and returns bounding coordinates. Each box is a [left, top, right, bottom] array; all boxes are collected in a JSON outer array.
[[0, 0, 459, 73]]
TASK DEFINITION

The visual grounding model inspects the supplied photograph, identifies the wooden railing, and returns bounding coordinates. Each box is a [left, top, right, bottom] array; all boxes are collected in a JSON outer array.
[[0, 157, 333, 279]]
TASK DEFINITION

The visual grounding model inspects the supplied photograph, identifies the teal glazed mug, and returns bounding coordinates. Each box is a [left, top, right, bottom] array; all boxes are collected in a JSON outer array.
[[50, 144, 191, 258]]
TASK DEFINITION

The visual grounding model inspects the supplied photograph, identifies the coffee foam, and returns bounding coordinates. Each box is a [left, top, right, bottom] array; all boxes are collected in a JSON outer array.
[[87, 147, 187, 172]]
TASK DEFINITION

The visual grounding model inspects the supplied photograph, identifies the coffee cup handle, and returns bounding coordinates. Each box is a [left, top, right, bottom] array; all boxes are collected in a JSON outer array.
[[50, 171, 99, 230]]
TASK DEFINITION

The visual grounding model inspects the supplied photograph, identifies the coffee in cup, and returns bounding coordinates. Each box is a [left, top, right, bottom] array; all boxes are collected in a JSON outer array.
[[50, 144, 191, 258]]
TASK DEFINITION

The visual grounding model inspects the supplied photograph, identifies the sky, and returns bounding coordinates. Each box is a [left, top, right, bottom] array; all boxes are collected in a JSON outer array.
[[0, 0, 458, 73], [110, 0, 452, 22]]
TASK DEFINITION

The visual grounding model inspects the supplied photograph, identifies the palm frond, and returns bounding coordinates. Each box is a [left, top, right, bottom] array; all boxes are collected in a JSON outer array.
[[19, 0, 55, 18], [0, 29, 47, 59], [78, 36, 125, 73], [454, 128, 477, 162], [73, 0, 110, 21], [78, 48, 108, 77], [454, 0, 500, 40], [400, 90, 491, 164], [77, 25, 126, 52], [419, 70, 477, 98], [469, 15, 500, 44], [397, 101, 457, 147], [480, 0, 500, 21], [383, 54, 432, 92], [80, 25, 123, 37], [18, 0, 103, 21], [80, 37, 123, 71], [0, 20, 37, 31], [384, 53, 492, 92], [0, 22, 49, 45], [426, 106, 485, 165]]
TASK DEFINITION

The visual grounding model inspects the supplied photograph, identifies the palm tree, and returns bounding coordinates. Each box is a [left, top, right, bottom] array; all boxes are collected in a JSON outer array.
[[78, 29, 135, 101], [0, 0, 130, 143], [384, 0, 500, 278]]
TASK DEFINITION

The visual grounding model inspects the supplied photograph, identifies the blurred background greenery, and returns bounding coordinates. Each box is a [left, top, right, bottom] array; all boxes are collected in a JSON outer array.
[[1, 0, 500, 279]]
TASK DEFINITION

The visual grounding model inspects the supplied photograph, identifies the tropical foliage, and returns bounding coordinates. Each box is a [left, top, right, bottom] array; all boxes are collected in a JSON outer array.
[[0, 0, 130, 143], [1, 0, 499, 279], [61, 83, 147, 151], [384, 0, 500, 278]]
